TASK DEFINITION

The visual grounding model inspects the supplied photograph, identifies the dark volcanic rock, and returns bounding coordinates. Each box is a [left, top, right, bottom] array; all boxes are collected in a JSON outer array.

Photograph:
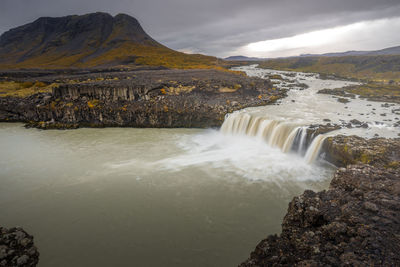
[[322, 135, 400, 168], [318, 88, 356, 99], [337, 97, 350, 103], [0, 12, 161, 67], [242, 135, 400, 266], [0, 227, 39, 266], [0, 69, 282, 128], [241, 164, 400, 266]]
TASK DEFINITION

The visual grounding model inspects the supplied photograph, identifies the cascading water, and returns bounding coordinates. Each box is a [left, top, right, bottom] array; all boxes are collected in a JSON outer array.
[[304, 135, 328, 163], [221, 64, 400, 166], [220, 112, 327, 164], [295, 127, 308, 155]]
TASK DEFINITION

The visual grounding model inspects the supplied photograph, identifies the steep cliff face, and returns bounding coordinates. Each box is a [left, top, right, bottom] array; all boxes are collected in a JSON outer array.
[[0, 69, 283, 128]]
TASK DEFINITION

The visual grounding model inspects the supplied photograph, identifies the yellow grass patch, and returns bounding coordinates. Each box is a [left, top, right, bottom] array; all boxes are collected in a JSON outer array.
[[0, 81, 57, 97]]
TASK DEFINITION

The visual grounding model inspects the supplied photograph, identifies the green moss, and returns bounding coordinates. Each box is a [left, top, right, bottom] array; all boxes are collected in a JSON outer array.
[[360, 153, 372, 164], [386, 161, 400, 169], [0, 81, 56, 98], [21, 82, 34, 88], [342, 83, 400, 103], [87, 100, 100, 108]]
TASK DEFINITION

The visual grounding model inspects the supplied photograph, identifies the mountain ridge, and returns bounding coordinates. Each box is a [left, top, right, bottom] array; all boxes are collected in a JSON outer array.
[[300, 45, 400, 57], [0, 12, 219, 69], [225, 45, 400, 61]]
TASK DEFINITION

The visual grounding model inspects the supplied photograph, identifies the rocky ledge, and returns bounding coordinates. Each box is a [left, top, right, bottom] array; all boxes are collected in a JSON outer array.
[[241, 164, 400, 266], [0, 69, 283, 129], [0, 227, 39, 266], [322, 135, 400, 168], [318, 84, 400, 104], [242, 136, 400, 266]]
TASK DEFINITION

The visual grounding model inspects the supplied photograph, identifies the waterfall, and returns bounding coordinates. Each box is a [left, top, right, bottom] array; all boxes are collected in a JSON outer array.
[[220, 112, 327, 163], [304, 134, 328, 164], [295, 127, 308, 154]]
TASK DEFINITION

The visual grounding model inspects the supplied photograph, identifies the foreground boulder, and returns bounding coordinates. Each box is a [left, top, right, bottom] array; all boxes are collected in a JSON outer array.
[[0, 227, 39, 266], [241, 164, 400, 266]]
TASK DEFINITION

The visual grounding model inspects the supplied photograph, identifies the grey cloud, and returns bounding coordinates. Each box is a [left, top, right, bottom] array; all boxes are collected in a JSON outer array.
[[1, 0, 400, 57]]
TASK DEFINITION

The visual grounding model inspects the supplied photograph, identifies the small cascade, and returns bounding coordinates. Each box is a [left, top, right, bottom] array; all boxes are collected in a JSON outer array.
[[282, 127, 300, 153], [304, 134, 328, 164], [220, 112, 328, 164], [294, 127, 308, 154]]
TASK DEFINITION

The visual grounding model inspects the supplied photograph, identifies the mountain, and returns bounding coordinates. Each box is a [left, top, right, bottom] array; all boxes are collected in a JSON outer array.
[[225, 56, 265, 61], [300, 45, 400, 57], [0, 12, 218, 69]]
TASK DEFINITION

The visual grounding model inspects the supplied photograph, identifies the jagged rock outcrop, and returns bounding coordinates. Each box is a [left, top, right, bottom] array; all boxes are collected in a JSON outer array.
[[241, 164, 400, 266], [0, 227, 39, 266]]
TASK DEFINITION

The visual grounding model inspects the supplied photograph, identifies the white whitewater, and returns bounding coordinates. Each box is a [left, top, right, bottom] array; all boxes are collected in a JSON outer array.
[[219, 65, 400, 164], [220, 112, 323, 163], [220, 113, 301, 152], [304, 135, 328, 163], [296, 127, 308, 154]]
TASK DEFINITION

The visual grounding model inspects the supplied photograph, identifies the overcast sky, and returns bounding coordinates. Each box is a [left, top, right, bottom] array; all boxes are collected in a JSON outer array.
[[1, 0, 400, 58]]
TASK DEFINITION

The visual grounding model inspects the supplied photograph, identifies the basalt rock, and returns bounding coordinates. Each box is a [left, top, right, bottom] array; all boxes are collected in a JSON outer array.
[[0, 69, 284, 129], [0, 227, 39, 266], [241, 164, 400, 266], [322, 135, 400, 168], [242, 135, 400, 266]]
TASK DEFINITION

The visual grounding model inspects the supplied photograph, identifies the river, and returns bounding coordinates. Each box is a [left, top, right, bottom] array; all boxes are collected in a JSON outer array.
[[0, 65, 398, 266]]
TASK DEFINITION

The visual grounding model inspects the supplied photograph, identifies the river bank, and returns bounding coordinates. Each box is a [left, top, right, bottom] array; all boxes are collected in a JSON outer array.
[[228, 66, 400, 266], [1, 66, 399, 266], [241, 162, 400, 266], [0, 124, 334, 266], [0, 68, 286, 129]]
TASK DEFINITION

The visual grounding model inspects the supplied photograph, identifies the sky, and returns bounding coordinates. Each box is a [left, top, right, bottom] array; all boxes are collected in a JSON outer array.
[[1, 0, 400, 58]]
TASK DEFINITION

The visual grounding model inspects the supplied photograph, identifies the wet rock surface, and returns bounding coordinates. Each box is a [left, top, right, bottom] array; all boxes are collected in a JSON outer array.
[[322, 135, 400, 168], [242, 135, 400, 266], [0, 69, 284, 128], [241, 164, 400, 266], [0, 227, 39, 266], [318, 88, 356, 99]]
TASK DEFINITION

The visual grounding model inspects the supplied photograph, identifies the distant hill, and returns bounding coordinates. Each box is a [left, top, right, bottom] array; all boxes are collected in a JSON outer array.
[[300, 45, 400, 57], [225, 46, 400, 62], [0, 12, 219, 69], [258, 54, 400, 82], [225, 56, 265, 61]]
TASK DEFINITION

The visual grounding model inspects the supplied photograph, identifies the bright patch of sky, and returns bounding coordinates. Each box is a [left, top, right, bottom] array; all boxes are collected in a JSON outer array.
[[236, 17, 400, 58]]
